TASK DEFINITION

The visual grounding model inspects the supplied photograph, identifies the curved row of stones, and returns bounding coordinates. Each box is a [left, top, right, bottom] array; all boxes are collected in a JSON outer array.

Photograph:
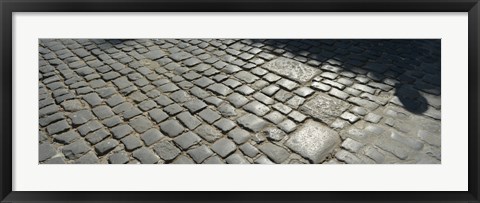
[[39, 39, 441, 164]]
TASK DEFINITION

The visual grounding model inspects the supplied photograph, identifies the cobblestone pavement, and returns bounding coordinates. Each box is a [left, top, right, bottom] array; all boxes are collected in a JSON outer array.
[[38, 39, 441, 164]]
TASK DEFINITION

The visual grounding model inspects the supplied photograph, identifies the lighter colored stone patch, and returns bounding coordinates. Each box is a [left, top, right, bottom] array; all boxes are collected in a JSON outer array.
[[285, 120, 341, 163], [262, 57, 321, 83], [299, 93, 350, 125], [139, 59, 160, 70]]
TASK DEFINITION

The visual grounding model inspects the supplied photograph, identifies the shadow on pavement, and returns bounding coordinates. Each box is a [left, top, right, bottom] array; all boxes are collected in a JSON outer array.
[[249, 39, 441, 114]]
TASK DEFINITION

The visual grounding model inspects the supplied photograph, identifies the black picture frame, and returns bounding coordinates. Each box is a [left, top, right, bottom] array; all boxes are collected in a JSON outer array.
[[1, 0, 479, 202]]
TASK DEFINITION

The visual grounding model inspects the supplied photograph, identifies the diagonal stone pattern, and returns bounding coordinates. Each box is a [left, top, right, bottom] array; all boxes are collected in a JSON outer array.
[[38, 39, 441, 164]]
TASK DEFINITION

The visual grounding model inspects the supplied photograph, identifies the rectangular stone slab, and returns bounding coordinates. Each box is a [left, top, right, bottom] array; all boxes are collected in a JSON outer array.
[[262, 57, 321, 84], [285, 120, 341, 163], [299, 93, 350, 125]]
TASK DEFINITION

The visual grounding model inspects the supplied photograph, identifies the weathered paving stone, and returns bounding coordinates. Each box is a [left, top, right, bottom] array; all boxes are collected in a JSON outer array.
[[390, 131, 423, 150], [226, 93, 249, 108], [170, 51, 192, 62], [311, 82, 332, 92], [172, 155, 195, 164], [288, 111, 307, 122], [158, 83, 180, 93], [174, 131, 202, 150], [69, 110, 94, 125], [341, 138, 364, 153], [112, 102, 134, 114], [263, 73, 281, 82], [286, 96, 306, 109], [187, 145, 214, 163], [362, 145, 385, 163], [227, 127, 251, 144], [263, 57, 321, 83], [264, 111, 286, 124], [364, 113, 382, 123], [102, 116, 123, 128], [40, 112, 64, 127], [75, 152, 100, 164], [258, 142, 290, 163], [340, 112, 359, 123], [235, 85, 255, 95], [92, 105, 114, 119], [77, 120, 103, 136], [148, 109, 169, 123], [106, 94, 126, 107], [234, 71, 259, 83], [211, 138, 237, 158], [293, 87, 315, 97], [46, 119, 71, 135], [108, 151, 129, 164], [261, 85, 280, 96], [225, 153, 250, 164], [85, 128, 110, 144], [239, 143, 259, 158], [110, 124, 134, 139], [153, 141, 181, 161], [329, 88, 349, 100], [53, 130, 81, 144], [330, 119, 350, 130], [214, 118, 236, 132], [190, 86, 210, 98], [373, 138, 409, 160], [259, 127, 286, 141], [251, 80, 269, 90], [39, 143, 57, 161], [183, 99, 207, 113], [176, 112, 202, 130], [132, 147, 160, 164], [138, 100, 157, 111], [62, 139, 91, 159], [237, 113, 269, 133], [335, 149, 364, 164], [169, 90, 192, 103], [278, 119, 297, 133], [198, 108, 221, 124], [207, 83, 233, 96], [254, 155, 275, 164], [274, 89, 293, 102], [164, 104, 184, 115], [243, 101, 270, 116], [194, 124, 222, 142], [121, 135, 143, 151], [140, 128, 164, 146], [417, 130, 440, 147], [122, 108, 142, 120], [253, 92, 275, 105], [203, 156, 225, 164], [95, 138, 119, 155], [43, 157, 66, 164], [273, 103, 292, 115], [276, 79, 298, 91], [285, 120, 341, 163], [83, 93, 103, 107], [299, 93, 350, 125], [216, 103, 236, 117], [61, 100, 85, 111], [129, 116, 153, 133], [160, 120, 185, 137], [194, 77, 215, 88]]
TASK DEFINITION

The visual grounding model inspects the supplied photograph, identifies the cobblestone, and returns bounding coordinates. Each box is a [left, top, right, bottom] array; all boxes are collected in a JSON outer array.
[[39, 39, 441, 164]]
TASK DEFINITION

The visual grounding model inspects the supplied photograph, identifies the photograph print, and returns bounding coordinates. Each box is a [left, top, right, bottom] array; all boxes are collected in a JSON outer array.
[[38, 39, 441, 164]]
